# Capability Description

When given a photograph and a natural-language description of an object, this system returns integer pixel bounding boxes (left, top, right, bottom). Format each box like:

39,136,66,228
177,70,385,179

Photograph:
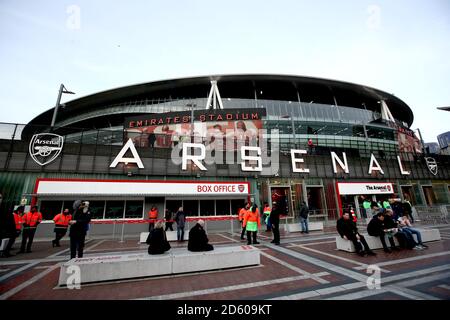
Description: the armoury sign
28,133,64,166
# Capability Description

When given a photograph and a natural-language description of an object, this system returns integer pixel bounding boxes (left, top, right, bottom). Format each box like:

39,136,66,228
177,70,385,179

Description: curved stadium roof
27,74,414,129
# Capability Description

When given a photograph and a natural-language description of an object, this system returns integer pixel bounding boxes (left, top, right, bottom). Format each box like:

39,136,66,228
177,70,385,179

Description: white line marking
84,239,107,252
0,263,61,300
291,244,390,273
354,251,450,270
260,251,329,284
136,272,330,300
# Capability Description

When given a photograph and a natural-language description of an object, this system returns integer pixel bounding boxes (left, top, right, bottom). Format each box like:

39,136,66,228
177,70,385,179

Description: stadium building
0,74,449,236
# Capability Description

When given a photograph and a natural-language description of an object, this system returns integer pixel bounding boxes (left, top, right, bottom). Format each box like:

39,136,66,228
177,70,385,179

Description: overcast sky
0,0,449,142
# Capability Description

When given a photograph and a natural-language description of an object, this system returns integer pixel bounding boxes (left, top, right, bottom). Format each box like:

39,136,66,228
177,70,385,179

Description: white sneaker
413,246,422,250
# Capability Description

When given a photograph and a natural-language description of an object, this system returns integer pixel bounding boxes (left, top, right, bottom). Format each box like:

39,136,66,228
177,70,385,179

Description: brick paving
1,225,449,300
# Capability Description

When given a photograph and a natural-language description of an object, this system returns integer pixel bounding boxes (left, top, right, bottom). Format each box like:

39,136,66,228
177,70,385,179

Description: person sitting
337,212,376,257
146,221,171,255
188,220,214,252
398,213,427,249
367,212,397,253
384,209,415,249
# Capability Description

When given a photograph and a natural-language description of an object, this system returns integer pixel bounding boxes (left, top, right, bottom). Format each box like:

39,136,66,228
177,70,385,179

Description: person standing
238,203,249,240
1,209,21,257
19,205,42,253
337,212,376,257
262,202,271,232
164,209,174,231
270,202,281,245
69,201,91,259
52,208,72,247
299,201,309,234
148,206,159,232
243,204,260,245
174,207,186,242
402,197,414,223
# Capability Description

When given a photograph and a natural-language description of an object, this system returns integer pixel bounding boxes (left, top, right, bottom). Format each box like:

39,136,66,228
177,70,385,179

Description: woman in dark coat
188,220,213,252
147,221,171,255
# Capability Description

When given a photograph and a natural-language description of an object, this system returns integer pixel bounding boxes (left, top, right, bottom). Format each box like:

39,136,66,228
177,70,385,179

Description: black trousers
20,228,37,252
348,233,371,253
379,233,396,249
271,220,280,244
148,222,155,232
54,229,67,245
70,234,86,259
240,221,246,239
246,231,258,244
165,222,173,231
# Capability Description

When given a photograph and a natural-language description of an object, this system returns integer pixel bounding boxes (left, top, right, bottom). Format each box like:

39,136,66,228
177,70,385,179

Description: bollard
112,220,116,240
230,218,234,236
119,222,125,243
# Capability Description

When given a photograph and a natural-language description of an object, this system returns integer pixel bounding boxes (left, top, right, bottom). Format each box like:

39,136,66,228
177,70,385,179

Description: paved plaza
1,224,450,300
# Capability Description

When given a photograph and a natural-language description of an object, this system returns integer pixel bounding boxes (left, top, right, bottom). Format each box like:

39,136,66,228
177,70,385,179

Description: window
166,200,182,215
85,201,105,219
125,201,143,218
216,200,231,215
105,201,125,219
200,200,215,216
39,201,63,220
231,199,246,216
183,200,198,216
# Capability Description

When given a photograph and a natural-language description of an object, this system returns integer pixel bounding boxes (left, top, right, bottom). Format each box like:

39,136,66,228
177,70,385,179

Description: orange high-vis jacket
53,213,73,228
243,208,260,228
148,209,158,220
238,208,247,221
13,213,22,231
22,211,43,228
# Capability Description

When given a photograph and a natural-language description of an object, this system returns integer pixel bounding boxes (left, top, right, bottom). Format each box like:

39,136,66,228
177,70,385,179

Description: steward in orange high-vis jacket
148,206,159,232
238,202,250,240
243,204,261,245
52,208,72,247
19,205,42,253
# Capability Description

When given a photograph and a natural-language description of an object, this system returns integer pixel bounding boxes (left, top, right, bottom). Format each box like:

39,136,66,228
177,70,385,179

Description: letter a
110,138,144,168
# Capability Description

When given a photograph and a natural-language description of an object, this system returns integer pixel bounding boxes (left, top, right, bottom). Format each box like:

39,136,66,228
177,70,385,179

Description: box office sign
337,182,394,195
35,179,250,196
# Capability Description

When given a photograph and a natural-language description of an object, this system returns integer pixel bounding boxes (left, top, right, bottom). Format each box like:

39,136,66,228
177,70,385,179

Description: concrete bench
286,222,324,233
139,231,188,243
58,245,260,286
336,228,441,252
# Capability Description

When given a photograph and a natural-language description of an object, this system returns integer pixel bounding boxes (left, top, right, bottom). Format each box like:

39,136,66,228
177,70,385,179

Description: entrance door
422,186,437,205
306,187,325,215
401,186,416,205
270,186,291,216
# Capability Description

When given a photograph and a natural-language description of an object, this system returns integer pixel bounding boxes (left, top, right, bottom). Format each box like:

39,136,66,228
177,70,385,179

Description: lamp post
50,84,75,129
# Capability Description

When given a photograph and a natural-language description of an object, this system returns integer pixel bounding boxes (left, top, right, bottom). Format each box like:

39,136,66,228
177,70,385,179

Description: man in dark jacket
188,220,213,252
384,209,414,249
367,212,397,253
337,212,375,256
299,201,309,234
69,200,91,259
0,209,17,257
146,221,171,255
270,202,281,245
164,209,174,231
175,207,186,242
402,198,414,223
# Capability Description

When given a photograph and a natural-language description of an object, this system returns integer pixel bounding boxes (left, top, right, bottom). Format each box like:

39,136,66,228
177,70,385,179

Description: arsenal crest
29,133,64,166
238,184,245,192
425,157,438,176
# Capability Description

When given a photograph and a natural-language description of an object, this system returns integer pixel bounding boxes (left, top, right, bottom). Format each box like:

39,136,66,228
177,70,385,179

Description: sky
0,0,449,142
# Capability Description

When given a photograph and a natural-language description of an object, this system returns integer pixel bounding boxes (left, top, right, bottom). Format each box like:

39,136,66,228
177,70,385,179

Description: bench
58,245,260,286
286,222,324,233
139,231,188,243
336,228,441,252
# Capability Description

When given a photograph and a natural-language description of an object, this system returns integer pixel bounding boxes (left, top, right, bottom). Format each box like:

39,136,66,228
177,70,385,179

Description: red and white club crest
238,184,245,192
